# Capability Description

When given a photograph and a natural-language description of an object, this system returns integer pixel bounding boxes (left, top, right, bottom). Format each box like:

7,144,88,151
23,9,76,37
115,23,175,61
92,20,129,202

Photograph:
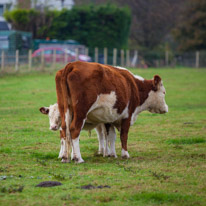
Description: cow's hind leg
69,111,86,163
120,118,131,159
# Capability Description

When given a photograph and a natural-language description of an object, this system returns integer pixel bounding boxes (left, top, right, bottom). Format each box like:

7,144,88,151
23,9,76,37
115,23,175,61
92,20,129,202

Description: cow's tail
61,63,74,159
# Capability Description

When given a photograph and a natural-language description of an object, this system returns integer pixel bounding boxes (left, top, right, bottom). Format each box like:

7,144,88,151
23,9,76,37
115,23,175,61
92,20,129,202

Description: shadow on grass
166,137,205,145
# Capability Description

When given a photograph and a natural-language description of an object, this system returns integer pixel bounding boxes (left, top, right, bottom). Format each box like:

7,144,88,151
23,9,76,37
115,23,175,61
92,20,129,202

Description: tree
4,9,55,39
173,0,206,51
74,0,185,50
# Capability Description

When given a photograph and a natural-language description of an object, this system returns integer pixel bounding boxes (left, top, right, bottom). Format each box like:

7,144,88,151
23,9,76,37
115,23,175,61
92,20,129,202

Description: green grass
0,68,206,206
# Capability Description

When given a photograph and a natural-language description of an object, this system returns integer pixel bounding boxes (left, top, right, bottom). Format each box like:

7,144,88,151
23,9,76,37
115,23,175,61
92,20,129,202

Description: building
32,0,74,10
0,0,74,17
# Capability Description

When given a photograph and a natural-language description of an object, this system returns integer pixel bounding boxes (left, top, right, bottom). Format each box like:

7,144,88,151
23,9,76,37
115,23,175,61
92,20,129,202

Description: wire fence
0,47,206,73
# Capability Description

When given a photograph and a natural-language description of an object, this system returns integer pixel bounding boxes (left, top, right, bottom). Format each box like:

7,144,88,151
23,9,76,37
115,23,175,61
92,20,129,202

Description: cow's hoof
74,157,84,164
61,158,70,163
121,149,130,159
110,153,117,158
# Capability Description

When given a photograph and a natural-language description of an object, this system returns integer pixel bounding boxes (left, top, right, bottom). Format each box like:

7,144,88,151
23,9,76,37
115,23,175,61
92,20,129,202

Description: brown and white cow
55,61,168,163
39,103,117,161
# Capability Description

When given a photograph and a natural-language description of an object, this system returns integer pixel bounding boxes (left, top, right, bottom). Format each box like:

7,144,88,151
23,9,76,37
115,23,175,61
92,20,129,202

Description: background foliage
4,4,131,49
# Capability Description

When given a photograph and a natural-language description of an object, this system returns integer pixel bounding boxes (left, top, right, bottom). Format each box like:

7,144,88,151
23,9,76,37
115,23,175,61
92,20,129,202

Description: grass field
0,68,206,206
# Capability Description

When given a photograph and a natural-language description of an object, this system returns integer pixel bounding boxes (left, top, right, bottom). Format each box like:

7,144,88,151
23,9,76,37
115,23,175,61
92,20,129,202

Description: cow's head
146,75,168,114
39,103,61,131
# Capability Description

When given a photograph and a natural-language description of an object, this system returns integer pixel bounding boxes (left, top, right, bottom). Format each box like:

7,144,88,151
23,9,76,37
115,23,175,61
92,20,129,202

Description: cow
39,103,117,162
55,61,168,163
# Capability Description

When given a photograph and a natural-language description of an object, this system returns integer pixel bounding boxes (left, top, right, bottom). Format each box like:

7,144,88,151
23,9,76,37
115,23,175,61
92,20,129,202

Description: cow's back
63,61,139,116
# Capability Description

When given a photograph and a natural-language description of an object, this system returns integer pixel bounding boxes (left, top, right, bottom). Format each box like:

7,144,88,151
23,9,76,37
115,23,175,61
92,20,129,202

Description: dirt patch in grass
80,184,111,190
36,181,62,187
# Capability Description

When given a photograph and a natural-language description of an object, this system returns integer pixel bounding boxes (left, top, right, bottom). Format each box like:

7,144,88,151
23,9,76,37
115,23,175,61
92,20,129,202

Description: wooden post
104,47,108,65
121,49,124,67
75,48,79,61
195,51,200,68
131,50,138,67
113,48,117,66
85,47,89,57
1,51,5,71
64,50,68,65
165,50,169,67
95,47,98,63
28,50,32,71
126,50,130,67
41,50,44,70
53,49,56,68
15,50,19,71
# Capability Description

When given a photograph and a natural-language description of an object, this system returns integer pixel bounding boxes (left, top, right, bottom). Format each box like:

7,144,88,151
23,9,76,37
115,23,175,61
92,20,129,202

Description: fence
0,48,206,72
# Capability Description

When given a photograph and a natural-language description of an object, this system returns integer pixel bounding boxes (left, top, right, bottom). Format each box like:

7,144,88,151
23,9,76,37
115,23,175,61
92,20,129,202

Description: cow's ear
153,75,161,91
39,107,49,115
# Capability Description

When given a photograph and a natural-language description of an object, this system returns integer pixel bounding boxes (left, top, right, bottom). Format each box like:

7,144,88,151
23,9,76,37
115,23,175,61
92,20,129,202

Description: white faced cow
54,61,168,163
40,103,117,162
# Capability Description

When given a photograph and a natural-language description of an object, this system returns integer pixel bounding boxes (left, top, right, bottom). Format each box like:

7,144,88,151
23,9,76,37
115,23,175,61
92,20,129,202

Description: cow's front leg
120,118,131,159
104,136,111,157
95,125,104,155
108,126,117,158
58,130,70,162
58,138,64,159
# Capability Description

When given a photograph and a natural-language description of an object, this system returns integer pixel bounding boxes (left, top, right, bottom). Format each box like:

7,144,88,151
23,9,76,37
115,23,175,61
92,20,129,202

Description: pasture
0,68,206,206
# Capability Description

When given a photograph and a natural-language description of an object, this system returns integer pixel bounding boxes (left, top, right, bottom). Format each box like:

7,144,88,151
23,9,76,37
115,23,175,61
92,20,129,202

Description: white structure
32,0,74,10
0,0,74,17
0,0,17,17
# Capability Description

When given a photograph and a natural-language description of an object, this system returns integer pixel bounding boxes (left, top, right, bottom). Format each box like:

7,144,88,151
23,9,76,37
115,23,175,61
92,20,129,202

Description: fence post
64,49,68,65
95,47,98,63
104,47,108,65
1,51,5,71
165,50,169,67
126,50,130,67
53,49,56,68
15,50,19,71
131,50,138,67
75,48,79,61
121,49,124,67
195,51,199,68
41,50,44,70
113,48,117,66
28,50,32,71
85,47,89,57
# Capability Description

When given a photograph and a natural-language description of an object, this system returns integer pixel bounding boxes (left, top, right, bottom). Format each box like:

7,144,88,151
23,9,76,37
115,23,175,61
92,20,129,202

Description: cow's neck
135,78,154,111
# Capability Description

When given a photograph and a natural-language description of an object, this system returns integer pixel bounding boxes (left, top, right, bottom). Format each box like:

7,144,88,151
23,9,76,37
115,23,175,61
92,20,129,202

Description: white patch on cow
121,149,130,158
86,91,129,124
58,138,65,159
134,75,144,81
115,66,144,81
48,103,61,131
72,137,84,163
